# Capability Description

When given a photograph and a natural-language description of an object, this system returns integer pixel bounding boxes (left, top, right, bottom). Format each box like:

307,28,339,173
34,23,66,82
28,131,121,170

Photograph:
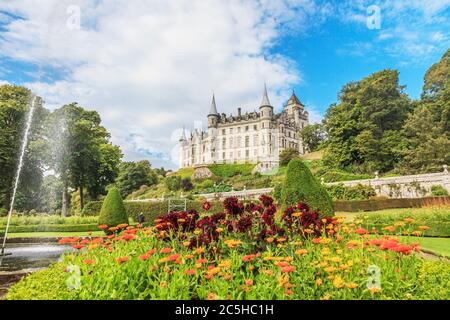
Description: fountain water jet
0,95,38,259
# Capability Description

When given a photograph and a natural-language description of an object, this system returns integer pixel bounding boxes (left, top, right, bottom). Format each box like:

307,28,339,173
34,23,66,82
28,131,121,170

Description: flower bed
5,196,450,300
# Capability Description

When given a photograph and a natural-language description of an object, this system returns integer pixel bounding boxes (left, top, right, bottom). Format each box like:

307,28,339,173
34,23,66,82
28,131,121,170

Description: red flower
83,259,96,265
242,254,257,263
281,266,296,273
160,247,172,254
169,254,181,261
116,256,129,264
202,201,212,211
99,224,108,229
312,238,321,244
355,228,368,235
139,253,151,261
185,269,196,275
72,244,85,250
245,279,254,286
92,237,104,244
147,249,157,256
122,234,136,241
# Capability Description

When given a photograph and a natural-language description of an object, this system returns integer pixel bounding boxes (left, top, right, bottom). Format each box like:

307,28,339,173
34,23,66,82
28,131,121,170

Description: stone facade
179,85,309,172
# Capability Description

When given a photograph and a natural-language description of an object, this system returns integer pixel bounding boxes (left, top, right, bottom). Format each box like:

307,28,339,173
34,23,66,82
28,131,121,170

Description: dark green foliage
271,184,283,202
82,201,103,216
181,177,194,192
323,70,411,173
165,175,182,191
116,160,158,198
333,196,450,212
98,187,128,228
299,123,326,152
325,183,376,200
0,223,99,235
279,148,300,166
280,159,334,216
431,185,449,197
207,164,255,178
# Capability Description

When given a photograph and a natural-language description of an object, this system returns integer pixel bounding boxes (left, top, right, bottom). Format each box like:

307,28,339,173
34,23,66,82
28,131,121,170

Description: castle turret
207,94,219,128
285,90,304,125
259,83,273,120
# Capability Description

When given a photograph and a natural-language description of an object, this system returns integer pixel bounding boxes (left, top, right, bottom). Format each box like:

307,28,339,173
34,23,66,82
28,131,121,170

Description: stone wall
326,166,450,198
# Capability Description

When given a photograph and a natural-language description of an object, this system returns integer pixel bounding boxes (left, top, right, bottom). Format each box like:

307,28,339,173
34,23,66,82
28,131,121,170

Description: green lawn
7,231,104,238
406,236,450,258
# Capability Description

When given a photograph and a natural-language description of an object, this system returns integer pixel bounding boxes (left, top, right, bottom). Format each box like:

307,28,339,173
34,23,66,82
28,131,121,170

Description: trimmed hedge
98,187,128,228
0,223,99,235
281,159,334,217
207,163,255,178
83,200,224,224
325,183,376,201
334,196,450,212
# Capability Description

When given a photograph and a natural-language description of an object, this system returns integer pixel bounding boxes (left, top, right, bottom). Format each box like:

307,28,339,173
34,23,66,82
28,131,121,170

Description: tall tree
116,160,158,198
322,70,411,173
0,85,48,211
398,49,450,173
45,103,122,214
299,123,326,152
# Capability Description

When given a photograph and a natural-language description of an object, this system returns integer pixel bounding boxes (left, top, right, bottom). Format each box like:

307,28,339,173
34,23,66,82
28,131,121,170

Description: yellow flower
324,266,336,273
339,264,350,271
318,261,328,267
330,257,342,263
194,229,201,235
277,237,287,243
183,241,190,247
207,267,221,276
216,227,223,233
193,247,205,255
347,282,358,289
370,287,382,294
320,238,332,244
333,276,345,288
293,241,303,246
320,294,331,300
394,221,405,227
295,249,308,255
321,248,331,255
219,260,231,269
316,279,323,286
292,212,302,217
412,230,422,236
266,237,274,243
224,239,242,248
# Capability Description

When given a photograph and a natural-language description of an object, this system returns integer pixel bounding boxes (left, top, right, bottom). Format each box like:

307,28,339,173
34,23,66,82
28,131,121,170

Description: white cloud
0,80,10,86
0,0,332,168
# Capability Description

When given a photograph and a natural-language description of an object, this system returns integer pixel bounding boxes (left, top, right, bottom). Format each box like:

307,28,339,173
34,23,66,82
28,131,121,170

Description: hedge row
364,222,450,238
333,196,450,212
83,200,224,224
0,223,99,234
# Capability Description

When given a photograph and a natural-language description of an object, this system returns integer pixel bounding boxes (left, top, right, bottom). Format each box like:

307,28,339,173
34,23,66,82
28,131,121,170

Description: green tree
280,159,333,217
165,176,181,191
398,49,450,173
279,148,300,166
45,103,122,214
0,85,48,211
323,70,411,173
98,187,128,231
299,123,326,152
116,160,158,198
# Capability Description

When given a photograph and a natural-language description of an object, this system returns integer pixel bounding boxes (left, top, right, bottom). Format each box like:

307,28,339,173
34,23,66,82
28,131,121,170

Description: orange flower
383,226,396,232
158,257,170,263
99,224,108,229
92,237,104,244
185,269,196,276
116,256,129,264
184,254,194,259
169,254,181,261
275,261,291,267
207,292,216,300
205,274,213,280
281,266,296,273
207,267,221,276
404,218,414,223
355,227,368,235
83,259,95,265
245,279,253,286
122,234,136,241
418,226,429,230
139,253,151,261
266,237,274,243
72,244,85,250
242,254,257,262
196,258,208,264
295,249,308,255
117,223,128,229
147,249,157,255
224,274,232,281
160,247,172,254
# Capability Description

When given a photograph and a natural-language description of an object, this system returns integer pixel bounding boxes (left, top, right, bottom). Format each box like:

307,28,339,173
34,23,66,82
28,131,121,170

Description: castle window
253,135,258,145
229,128,233,134
245,136,249,148
245,126,249,131
222,138,226,149
222,129,226,135
229,137,233,148
254,125,257,130
237,127,241,133
222,152,225,159
237,137,242,148
245,150,249,158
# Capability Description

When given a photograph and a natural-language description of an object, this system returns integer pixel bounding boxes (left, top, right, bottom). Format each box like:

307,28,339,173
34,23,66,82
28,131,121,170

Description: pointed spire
179,126,187,141
208,93,218,115
260,83,271,107
287,89,302,106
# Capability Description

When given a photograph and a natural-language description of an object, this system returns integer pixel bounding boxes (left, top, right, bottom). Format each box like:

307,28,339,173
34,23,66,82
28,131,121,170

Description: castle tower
207,94,219,128
259,83,273,120
285,90,304,125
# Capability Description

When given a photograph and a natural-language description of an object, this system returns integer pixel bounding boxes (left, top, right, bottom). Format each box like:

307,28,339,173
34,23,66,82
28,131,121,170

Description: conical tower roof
260,83,271,107
287,90,303,106
208,94,218,115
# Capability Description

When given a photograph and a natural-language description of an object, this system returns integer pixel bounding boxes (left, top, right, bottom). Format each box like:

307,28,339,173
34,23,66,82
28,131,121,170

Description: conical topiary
98,187,128,231
280,159,334,217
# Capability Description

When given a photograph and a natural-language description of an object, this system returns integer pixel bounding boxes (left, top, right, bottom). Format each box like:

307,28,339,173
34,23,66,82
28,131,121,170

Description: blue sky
0,0,449,169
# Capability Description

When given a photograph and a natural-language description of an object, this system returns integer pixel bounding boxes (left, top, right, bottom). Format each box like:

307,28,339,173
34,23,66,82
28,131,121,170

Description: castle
179,85,309,172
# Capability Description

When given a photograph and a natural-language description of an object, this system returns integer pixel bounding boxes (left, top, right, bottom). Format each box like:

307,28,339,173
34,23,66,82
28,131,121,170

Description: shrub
98,187,128,229
279,148,300,166
82,201,103,216
165,176,182,191
181,178,194,192
0,223,99,234
280,159,334,216
207,163,255,178
431,185,449,197
333,196,450,212
325,183,376,201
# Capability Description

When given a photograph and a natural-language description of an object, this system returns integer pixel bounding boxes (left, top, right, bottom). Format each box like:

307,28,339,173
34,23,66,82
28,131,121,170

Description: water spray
0,95,38,259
